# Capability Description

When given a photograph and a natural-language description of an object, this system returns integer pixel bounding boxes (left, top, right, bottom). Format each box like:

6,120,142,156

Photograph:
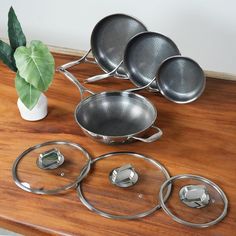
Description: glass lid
77,152,171,219
159,174,228,228
12,141,91,195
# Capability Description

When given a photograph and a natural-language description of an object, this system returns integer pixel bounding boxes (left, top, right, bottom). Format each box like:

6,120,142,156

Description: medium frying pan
58,14,147,77
123,32,180,89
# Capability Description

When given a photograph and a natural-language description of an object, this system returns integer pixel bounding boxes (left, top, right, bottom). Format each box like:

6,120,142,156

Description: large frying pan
86,32,180,87
59,68,162,145
58,14,147,78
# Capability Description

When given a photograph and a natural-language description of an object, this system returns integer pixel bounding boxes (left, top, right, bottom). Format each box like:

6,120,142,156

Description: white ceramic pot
17,93,48,121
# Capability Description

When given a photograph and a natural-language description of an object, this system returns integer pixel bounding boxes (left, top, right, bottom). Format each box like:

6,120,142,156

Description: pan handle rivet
138,193,143,199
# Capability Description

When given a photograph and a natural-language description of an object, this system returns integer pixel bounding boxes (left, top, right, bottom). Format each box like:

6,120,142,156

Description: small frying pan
58,14,147,77
86,32,180,87
156,56,206,103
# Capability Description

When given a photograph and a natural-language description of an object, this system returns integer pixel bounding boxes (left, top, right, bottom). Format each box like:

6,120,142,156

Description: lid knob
109,164,138,188
179,185,210,208
36,148,65,170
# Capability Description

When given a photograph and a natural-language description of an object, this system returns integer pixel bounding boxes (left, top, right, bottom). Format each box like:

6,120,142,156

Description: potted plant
0,7,55,121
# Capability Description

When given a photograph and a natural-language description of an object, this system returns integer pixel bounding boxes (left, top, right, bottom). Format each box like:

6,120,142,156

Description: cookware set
12,14,227,228
58,14,206,143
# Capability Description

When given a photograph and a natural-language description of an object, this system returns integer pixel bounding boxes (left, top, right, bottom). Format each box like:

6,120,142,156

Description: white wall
0,0,236,75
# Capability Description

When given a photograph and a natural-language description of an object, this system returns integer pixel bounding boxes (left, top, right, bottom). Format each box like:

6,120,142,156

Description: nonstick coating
75,92,156,137
91,14,147,76
124,32,180,89
157,56,206,103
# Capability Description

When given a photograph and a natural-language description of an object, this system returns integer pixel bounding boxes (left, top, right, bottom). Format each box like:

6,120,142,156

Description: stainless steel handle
85,61,124,83
56,49,94,71
58,68,94,99
125,77,159,93
114,72,129,80
85,71,114,83
132,126,163,143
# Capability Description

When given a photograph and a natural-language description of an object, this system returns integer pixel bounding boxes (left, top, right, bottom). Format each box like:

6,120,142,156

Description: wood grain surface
0,53,235,236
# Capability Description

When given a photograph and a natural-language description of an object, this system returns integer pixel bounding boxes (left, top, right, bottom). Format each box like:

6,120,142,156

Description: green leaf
15,72,41,110
0,40,17,72
8,6,26,51
14,40,55,91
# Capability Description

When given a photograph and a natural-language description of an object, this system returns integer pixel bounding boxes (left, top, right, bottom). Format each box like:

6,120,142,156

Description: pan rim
90,13,148,75
123,31,181,89
74,91,158,138
156,55,206,104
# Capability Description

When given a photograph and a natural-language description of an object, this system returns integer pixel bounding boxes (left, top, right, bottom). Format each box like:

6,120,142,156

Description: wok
59,68,162,144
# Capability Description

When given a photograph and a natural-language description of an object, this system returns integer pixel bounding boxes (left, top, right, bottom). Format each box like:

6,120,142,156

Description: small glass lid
12,141,91,195
159,174,228,228
77,152,171,219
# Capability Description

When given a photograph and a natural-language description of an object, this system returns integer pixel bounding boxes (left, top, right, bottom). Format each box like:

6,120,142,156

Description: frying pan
58,14,147,78
156,56,206,103
59,68,162,145
127,55,206,103
86,32,180,89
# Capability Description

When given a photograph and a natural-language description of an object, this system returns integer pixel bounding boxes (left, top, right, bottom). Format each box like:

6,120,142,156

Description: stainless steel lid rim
12,140,92,195
159,174,228,228
77,151,171,219
77,186,160,220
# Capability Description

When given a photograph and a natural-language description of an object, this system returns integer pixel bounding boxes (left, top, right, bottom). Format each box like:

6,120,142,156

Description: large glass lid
159,174,228,228
12,141,91,195
77,152,171,219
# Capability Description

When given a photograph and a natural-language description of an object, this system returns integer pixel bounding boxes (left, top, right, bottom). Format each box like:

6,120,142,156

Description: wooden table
0,53,235,236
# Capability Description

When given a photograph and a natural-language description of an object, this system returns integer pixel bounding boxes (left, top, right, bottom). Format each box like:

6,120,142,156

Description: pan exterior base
81,128,149,145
